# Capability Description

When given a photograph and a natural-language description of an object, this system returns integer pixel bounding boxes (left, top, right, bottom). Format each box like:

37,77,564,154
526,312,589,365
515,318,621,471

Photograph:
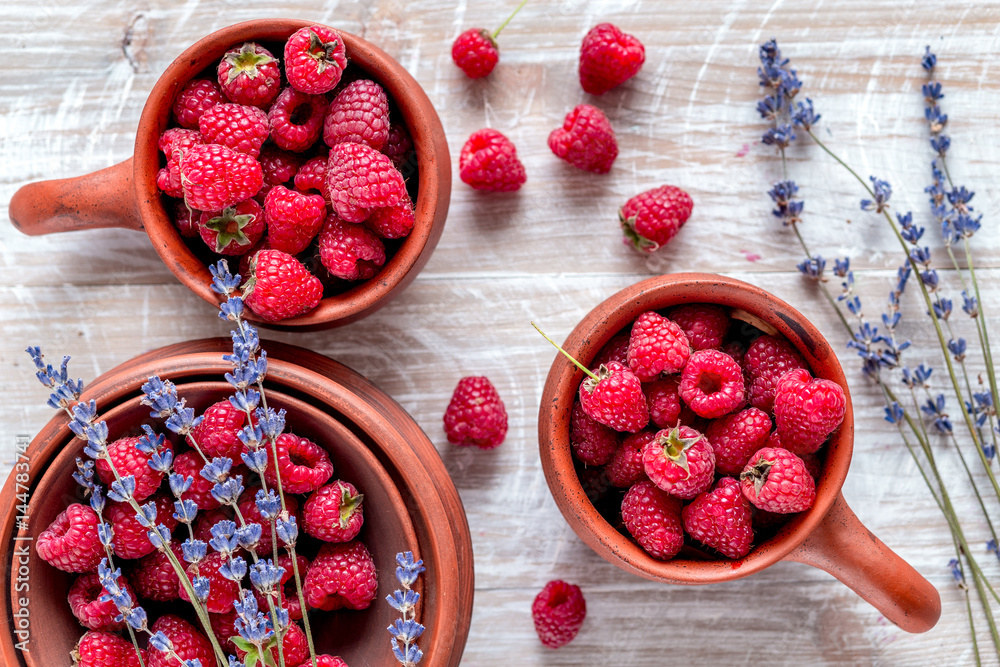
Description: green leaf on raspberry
658,425,703,475
204,206,255,253
338,483,364,528
224,42,277,83
620,210,659,252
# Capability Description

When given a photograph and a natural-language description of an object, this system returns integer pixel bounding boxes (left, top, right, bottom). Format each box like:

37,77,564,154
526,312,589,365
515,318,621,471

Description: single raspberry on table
705,406,773,476
179,143,263,212
669,304,729,350
284,25,347,95
740,446,816,514
323,79,391,150
679,348,746,418
605,430,655,487
443,376,508,449
326,141,406,222
304,540,378,611
190,399,252,460
198,103,270,158
294,154,331,203
242,249,324,322
642,424,716,499
620,185,693,253
198,198,265,256
130,540,185,602
36,503,103,573
459,128,527,192
177,551,241,613
217,42,282,108
620,479,684,559
68,572,132,630
236,621,309,667
257,147,303,200
626,310,691,381
645,376,683,429
74,630,146,667
578,360,649,433
304,481,365,542
579,23,645,95
773,368,846,455
365,189,415,239
548,104,617,174
452,28,499,78
238,485,302,555
682,477,754,559
269,86,328,153
263,432,335,494
172,78,224,129
569,400,619,466
743,334,808,412
105,492,179,560
147,614,215,667
382,123,414,171
317,213,387,281
95,436,172,502
264,185,327,255
531,580,587,649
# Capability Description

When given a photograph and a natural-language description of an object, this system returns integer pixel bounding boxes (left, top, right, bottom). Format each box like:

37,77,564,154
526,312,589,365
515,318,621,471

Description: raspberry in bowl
537,272,941,633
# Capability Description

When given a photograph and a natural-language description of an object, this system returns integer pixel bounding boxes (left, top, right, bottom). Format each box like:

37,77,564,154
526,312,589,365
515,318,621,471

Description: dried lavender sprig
387,552,426,666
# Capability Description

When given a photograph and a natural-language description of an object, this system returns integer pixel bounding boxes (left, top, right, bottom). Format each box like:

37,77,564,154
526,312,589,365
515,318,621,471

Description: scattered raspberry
170,200,200,238
304,481,365,542
592,331,630,368
626,311,691,381
531,580,586,648
130,540,185,602
236,621,309,667
36,503,103,573
177,551,241,613
459,128,527,192
681,477,754,559
284,25,347,95
669,304,729,350
69,572,130,630
382,123,414,171
605,430,654,487
452,28,499,78
264,185,327,255
743,334,808,412
620,479,684,560
179,143,263,212
276,553,311,620
257,147,303,199
323,79,391,150
294,656,348,667
578,361,649,433
95,436,172,502
740,446,816,514
172,78,224,129
198,103,270,158
191,399,252,460
304,540,378,611
705,407,772,476
269,86,328,152
106,492,179,560
147,615,215,667
217,42,281,108
578,23,645,94
773,368,846,455
74,630,145,667
238,485,302,555
294,154,331,203
548,104,617,174
327,141,406,222
620,185,694,253
679,349,745,418
645,376,683,429
642,424,716,499
365,189,415,239
317,213,387,281
569,400,619,465
198,198,266,255
443,376,508,449
243,249,324,322
263,432,335,494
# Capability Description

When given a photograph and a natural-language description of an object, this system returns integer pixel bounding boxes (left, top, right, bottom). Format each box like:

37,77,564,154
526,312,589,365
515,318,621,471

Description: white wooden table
2,1,999,664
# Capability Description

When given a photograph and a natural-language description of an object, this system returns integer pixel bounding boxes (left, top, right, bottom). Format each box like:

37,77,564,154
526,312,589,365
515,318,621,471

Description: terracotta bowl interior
539,272,855,584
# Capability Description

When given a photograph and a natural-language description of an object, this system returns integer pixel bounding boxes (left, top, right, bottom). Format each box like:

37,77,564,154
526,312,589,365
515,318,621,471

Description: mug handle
784,491,941,633
8,158,142,235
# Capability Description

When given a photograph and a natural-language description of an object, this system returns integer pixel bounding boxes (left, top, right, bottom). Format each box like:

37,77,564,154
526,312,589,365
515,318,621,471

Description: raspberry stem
531,322,600,382
492,0,530,39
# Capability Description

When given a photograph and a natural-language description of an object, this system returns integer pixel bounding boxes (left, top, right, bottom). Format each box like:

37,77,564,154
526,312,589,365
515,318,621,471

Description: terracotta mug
537,273,941,633
8,19,450,329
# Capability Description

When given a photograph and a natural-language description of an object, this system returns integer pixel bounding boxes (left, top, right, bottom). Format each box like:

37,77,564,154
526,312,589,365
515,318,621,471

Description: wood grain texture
1,1,999,665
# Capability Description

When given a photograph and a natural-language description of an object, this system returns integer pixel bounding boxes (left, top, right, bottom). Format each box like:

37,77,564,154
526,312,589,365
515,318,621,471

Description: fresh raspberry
382,123,414,171
156,165,183,199
323,79,391,150
304,481,364,542
681,477,754,559
620,479,684,560
294,154,331,203
174,450,247,511
243,249,324,322
172,78,225,129
569,400,619,466
548,104,617,174
578,23,645,95
190,399,251,460
156,128,204,198
217,42,281,108
531,580,586,649
264,185,326,255
365,189,415,239
443,376,508,449
147,614,214,667
668,304,728,351
263,432,335,494
238,485,302,555
284,25,347,95
105,492,180,560
177,551,241,613
773,368,846,455
620,185,693,253
578,361,649,433
36,503,103,573
722,340,747,367
192,507,234,544
317,213,387,281
641,424,716,499
458,128,527,192
95,436,172,502
295,657,348,667
269,86,327,152
679,349,745,418
130,540,185,602
74,630,145,667
743,334,808,412
198,103,270,158
198,198,265,255
327,141,406,222
68,572,132,630
740,446,817,514
170,200,200,238
210,608,240,653
705,407,772,476
276,552,311,620
592,331,630,368
179,143,263,212
304,540,378,611
645,376,683,429
605,430,654,487
257,147,303,199
452,28,499,78
237,621,309,666
626,311,691,381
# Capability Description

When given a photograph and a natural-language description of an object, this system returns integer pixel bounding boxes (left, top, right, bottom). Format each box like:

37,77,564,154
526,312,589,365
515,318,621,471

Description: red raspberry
147,614,214,667
679,349,745,418
773,368,846,455
592,331,630,368
531,580,586,649
294,154,331,203
295,657,348,667
743,334,808,412
178,551,240,613
95,436,172,502
578,361,649,433
269,86,327,152
257,147,303,199
243,249,324,322
170,200,200,238
190,399,251,460
198,103,270,158
705,407,772,476
365,190,415,239
459,128,527,192
130,540,185,602
722,340,747,367
172,78,224,129
210,608,240,653
75,630,146,667
157,128,204,198
304,481,364,542
317,213,387,281
238,485,302,555
641,425,716,499
626,311,691,381
276,552,311,620
645,376,683,429
284,25,347,95
452,28,499,78
192,507,233,545
569,400,619,465
579,23,645,94
620,479,684,560
264,185,327,255
443,376,508,449
263,432,335,494
36,503,103,573
620,185,694,253
668,304,728,351
740,446,816,514
323,79,391,150
681,477,754,559
327,142,406,222
68,572,132,630
605,430,654,487
237,621,309,666
217,42,281,108
198,198,265,255
304,540,378,611
106,492,179,560
174,450,247,511
179,143,263,212
382,123,414,171
548,104,617,174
